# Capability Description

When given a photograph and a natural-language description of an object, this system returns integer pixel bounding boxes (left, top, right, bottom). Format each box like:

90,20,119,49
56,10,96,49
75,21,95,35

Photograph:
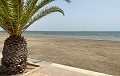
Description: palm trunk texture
1,36,28,75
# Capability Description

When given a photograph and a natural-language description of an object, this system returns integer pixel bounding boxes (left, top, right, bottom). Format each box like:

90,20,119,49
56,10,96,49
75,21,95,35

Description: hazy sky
1,0,120,31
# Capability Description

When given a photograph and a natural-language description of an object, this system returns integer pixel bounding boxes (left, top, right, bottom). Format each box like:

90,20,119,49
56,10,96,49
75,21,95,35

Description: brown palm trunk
1,35,28,75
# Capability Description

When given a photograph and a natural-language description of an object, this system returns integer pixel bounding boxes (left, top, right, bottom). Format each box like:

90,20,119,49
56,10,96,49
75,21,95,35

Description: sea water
1,31,120,41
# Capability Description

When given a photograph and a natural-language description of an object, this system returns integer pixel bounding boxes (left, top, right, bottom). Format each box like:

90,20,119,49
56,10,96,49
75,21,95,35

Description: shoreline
2,30,120,42
0,35,120,75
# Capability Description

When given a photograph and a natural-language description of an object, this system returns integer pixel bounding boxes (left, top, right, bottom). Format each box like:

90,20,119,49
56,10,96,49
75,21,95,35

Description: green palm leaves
0,0,70,36
64,0,71,3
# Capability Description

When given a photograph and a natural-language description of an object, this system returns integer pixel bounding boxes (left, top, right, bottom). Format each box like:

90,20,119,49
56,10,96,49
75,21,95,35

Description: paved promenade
27,58,113,76
0,53,113,76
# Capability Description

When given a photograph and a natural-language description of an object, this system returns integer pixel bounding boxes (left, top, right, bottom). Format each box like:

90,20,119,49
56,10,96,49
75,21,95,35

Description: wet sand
0,35,120,75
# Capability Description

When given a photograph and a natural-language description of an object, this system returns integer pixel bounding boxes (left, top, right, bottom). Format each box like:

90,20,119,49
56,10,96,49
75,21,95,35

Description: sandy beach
0,35,120,76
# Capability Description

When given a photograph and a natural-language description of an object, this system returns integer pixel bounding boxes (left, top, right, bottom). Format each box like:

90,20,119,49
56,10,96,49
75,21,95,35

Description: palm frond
17,0,24,22
19,0,38,32
24,0,32,9
19,0,55,33
14,0,24,35
0,0,70,36
24,0,38,11
0,18,12,35
64,0,71,3
0,0,15,33
0,0,24,35
21,6,64,34
29,0,55,17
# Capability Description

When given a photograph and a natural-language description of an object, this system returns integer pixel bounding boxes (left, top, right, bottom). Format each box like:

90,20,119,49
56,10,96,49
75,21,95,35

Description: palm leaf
0,0,24,35
64,0,71,3
19,0,55,33
0,0,15,33
0,0,70,36
29,0,55,17
0,18,12,35
24,0,32,9
14,0,24,35
21,6,64,34
19,0,38,31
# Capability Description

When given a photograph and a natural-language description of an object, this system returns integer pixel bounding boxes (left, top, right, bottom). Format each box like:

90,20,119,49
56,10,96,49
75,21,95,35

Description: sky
1,0,120,31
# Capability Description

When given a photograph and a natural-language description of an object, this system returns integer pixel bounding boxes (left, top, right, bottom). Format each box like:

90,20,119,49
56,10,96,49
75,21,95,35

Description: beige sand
0,35,120,76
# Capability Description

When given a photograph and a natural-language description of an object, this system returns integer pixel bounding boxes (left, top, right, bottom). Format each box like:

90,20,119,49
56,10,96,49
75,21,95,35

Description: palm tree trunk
1,36,28,75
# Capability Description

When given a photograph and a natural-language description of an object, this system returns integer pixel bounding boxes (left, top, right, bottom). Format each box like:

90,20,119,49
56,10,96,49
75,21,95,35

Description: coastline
0,35,120,75
1,31,120,41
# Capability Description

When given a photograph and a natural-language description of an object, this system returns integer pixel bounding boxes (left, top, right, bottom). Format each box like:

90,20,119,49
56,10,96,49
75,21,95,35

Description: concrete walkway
0,53,114,76
28,58,113,76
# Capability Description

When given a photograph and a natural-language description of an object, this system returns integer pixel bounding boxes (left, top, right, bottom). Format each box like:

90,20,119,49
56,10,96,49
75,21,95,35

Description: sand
0,34,120,76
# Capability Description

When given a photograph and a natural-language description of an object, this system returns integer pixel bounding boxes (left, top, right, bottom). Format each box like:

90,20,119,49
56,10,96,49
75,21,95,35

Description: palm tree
0,0,70,75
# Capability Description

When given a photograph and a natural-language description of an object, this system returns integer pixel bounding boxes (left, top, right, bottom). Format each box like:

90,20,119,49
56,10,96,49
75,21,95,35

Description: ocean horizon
1,31,120,41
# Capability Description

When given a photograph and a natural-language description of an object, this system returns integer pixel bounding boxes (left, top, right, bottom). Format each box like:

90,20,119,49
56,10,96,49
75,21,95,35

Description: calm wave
1,31,120,41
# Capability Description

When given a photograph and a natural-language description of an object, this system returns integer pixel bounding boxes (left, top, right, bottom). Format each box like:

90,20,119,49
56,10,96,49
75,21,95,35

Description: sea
1,31,120,41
